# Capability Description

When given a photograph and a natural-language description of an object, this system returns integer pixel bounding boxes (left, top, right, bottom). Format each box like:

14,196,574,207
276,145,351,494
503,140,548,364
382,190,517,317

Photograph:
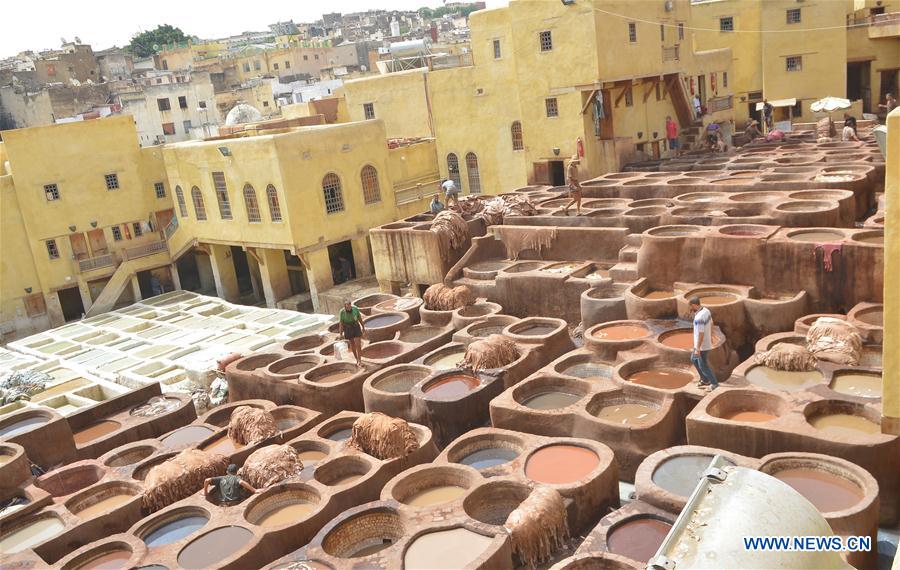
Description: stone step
618,245,640,263
625,233,644,247
609,261,639,282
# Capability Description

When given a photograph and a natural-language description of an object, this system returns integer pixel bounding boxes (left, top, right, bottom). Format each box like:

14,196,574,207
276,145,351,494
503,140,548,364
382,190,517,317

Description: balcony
77,254,116,273
708,95,733,113
123,240,168,261
848,11,900,39
394,175,442,206
662,45,680,63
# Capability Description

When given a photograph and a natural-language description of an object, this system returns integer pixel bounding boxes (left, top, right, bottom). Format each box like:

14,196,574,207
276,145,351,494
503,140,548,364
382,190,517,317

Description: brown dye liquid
790,231,845,243
316,371,354,384
593,324,649,340
426,351,466,370
724,411,777,422
522,391,582,410
856,234,884,244
423,375,479,399
525,445,600,484
363,343,404,358
404,528,494,570
809,414,879,437
201,435,245,455
73,420,121,445
177,525,253,569
594,403,656,425
330,474,363,486
642,291,675,299
78,550,132,570
405,485,467,507
296,450,328,465
746,366,823,391
258,502,316,527
275,363,315,374
160,425,214,448
660,331,695,350
74,493,134,518
628,369,693,389
831,373,882,398
773,468,863,512
698,294,737,305
607,518,672,563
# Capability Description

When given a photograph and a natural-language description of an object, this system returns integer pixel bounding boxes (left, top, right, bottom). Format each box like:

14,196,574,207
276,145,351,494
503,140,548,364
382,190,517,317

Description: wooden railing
123,240,168,261
394,176,442,206
708,95,733,113
78,253,116,273
662,45,680,62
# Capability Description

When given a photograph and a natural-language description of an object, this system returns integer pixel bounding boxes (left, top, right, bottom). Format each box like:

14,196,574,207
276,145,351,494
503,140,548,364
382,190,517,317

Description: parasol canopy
810,97,852,112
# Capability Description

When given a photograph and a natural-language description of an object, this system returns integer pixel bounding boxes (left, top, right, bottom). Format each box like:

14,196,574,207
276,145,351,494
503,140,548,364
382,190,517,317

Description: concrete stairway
85,250,171,317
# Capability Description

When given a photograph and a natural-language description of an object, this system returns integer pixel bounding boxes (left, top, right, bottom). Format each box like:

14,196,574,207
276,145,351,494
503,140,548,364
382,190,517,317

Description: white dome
225,103,263,125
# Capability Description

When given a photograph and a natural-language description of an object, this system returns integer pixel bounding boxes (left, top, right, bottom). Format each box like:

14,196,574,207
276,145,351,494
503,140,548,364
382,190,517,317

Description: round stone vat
803,401,881,439
104,444,156,468
283,335,327,353
657,328,717,352
512,376,590,411
606,516,673,563
586,394,660,426
231,353,281,372
620,362,695,390
463,315,519,339
62,542,134,570
707,390,789,423
266,355,323,379
786,229,845,243
389,465,479,508
73,420,122,446
0,410,53,438
289,440,332,470
463,480,532,524
421,372,480,400
66,481,140,518
364,311,408,336
718,224,771,237
361,341,405,360
851,230,884,245
36,463,104,497
368,365,431,394
525,443,600,485
159,425,215,449
677,191,729,203
830,371,881,399
137,507,210,548
447,432,525,472
651,453,736,499
269,406,309,432
625,206,667,217
551,552,645,569
423,345,466,370
758,456,870,514
203,401,267,427
353,293,397,314
589,321,651,341
456,302,502,319
728,192,784,203
0,513,66,554
395,325,442,343
303,362,360,385
316,417,356,442
554,355,613,382
682,286,742,307
502,261,546,273
314,455,373,487
505,317,564,341
131,452,177,481
244,483,322,528
321,507,405,558
177,525,254,568
373,296,423,314
404,527,496,570
645,225,702,237
745,363,825,392
853,305,883,327
540,261,587,274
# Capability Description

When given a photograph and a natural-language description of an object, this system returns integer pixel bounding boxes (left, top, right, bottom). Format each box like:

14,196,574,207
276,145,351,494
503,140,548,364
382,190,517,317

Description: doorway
87,229,108,256
847,62,871,113
57,287,85,322
230,246,253,295
880,69,898,110
176,255,202,291
69,233,89,261
327,240,356,285
285,252,309,295
549,160,566,186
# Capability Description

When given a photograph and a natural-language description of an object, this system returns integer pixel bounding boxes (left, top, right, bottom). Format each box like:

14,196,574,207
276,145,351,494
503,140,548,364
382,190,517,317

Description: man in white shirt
689,296,719,391
441,179,459,208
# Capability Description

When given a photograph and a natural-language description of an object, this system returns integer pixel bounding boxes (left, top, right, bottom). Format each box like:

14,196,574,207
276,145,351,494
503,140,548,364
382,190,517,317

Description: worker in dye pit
442,178,459,208
430,195,445,215
561,155,583,216
842,117,860,142
688,297,719,391
204,464,256,505
338,299,366,367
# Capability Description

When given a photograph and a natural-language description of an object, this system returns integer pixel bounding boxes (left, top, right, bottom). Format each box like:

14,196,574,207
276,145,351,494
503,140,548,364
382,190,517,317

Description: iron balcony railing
662,45,680,62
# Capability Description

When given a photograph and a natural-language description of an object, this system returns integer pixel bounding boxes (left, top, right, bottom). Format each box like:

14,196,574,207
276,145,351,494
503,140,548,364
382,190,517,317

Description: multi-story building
846,0,900,115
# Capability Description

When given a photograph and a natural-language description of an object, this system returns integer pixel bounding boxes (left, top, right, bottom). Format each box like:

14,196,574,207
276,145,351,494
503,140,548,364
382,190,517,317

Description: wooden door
87,229,108,256
69,233,89,260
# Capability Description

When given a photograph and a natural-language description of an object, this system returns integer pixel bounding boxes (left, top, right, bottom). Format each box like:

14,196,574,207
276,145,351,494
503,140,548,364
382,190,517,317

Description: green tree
128,25,190,57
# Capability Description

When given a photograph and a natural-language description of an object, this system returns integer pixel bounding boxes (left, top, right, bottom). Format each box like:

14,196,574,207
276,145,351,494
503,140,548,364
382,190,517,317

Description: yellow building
338,0,734,192
847,0,900,115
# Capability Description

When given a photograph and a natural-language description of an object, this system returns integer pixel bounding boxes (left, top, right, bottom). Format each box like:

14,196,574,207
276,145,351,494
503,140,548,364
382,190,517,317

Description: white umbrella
810,97,852,112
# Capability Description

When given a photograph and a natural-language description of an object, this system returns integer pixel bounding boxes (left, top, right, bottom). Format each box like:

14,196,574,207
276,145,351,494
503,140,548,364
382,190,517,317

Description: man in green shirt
204,464,257,505
338,300,366,366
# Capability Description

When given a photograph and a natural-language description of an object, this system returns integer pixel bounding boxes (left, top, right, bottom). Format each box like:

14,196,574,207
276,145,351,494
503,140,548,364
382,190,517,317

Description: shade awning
755,98,797,110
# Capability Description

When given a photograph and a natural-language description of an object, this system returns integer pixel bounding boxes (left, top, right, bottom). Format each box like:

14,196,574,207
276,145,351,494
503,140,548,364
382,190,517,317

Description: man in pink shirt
666,116,680,157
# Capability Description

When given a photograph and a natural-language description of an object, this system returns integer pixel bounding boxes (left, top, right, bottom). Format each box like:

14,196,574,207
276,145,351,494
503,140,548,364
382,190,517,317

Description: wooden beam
581,89,598,115
643,77,659,103
614,84,630,107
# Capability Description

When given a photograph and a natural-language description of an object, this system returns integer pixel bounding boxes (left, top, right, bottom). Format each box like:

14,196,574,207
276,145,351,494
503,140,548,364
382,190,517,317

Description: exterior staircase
84,242,171,317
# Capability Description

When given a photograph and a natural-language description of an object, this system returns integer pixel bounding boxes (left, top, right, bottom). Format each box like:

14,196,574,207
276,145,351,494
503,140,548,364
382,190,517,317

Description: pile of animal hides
348,412,419,460
478,194,537,226
423,283,472,311
505,486,570,569
142,449,227,511
806,317,863,366
228,406,279,445
239,444,305,488
430,210,469,259
494,226,558,260
754,342,818,372
462,334,520,371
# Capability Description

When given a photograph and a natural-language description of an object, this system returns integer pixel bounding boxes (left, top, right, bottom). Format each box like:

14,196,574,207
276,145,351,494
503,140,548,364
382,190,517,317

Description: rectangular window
720,17,734,32
315,54,319,60
539,30,552,52
243,62,251,72
792,100,803,117
178,95,188,109
625,86,633,107
273,63,279,70
105,173,119,190
303,55,309,61
786,8,801,24
44,183,60,201
786,55,802,72
628,22,637,42
545,97,559,118
723,71,728,88
112,226,122,241
157,97,171,111
162,122,176,135
212,172,233,220
254,60,261,70
678,23,684,40
660,24,665,42
46,239,59,259
285,60,291,68
154,182,166,198
183,119,192,132
132,222,143,237
363,102,375,120
198,100,207,109
493,39,501,59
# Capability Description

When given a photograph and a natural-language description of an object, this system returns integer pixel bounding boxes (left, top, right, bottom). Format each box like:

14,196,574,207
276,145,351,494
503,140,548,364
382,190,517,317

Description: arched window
266,185,282,222
447,153,462,192
511,121,524,151
360,165,381,204
465,152,481,194
322,173,345,213
211,172,232,220
243,184,261,222
174,185,188,217
191,187,207,221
